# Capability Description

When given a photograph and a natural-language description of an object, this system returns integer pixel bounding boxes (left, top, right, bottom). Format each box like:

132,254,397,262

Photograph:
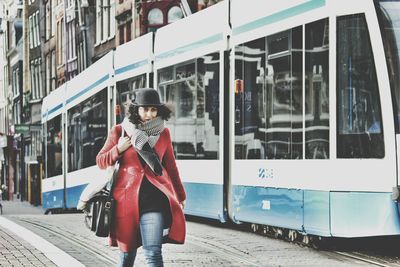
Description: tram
42,0,400,239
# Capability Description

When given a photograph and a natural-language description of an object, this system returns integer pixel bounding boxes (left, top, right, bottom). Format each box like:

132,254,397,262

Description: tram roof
65,52,113,110
154,0,229,69
114,33,153,82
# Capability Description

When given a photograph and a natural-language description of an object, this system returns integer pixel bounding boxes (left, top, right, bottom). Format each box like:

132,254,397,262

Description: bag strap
108,125,124,195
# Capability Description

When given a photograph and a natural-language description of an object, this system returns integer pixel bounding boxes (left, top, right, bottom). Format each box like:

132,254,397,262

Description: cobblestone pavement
0,226,56,267
0,200,379,266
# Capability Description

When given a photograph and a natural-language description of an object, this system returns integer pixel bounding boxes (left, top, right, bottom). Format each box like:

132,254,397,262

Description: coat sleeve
96,125,121,170
162,128,186,202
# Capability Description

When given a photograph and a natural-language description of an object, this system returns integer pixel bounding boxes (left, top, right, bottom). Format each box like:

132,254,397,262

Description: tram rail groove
17,215,400,267
241,220,400,267
186,233,261,266
19,219,117,265
20,217,261,266
333,251,400,267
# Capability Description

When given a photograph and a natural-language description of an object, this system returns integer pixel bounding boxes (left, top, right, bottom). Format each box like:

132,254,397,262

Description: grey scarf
121,117,164,176
122,117,165,150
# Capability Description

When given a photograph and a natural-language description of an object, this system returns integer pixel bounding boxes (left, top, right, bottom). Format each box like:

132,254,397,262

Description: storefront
0,135,7,200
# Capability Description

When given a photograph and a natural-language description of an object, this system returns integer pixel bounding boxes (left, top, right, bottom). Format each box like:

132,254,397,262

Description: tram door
28,163,41,206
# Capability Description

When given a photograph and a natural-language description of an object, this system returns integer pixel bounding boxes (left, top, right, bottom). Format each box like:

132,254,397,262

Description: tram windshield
45,115,62,178
376,0,400,132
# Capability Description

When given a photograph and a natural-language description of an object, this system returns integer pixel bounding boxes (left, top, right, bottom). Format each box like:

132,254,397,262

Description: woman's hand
179,200,186,209
117,136,131,154
77,199,89,213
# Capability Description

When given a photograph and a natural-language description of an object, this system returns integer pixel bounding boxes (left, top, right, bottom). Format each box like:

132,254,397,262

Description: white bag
77,128,124,210
78,165,117,203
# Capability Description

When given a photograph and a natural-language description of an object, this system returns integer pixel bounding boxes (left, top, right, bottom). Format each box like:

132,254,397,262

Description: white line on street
0,216,84,267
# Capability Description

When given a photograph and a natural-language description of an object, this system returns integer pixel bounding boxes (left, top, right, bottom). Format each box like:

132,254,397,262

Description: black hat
132,88,165,107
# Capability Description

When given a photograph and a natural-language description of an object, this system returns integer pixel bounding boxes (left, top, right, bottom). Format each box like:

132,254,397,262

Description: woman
96,88,186,267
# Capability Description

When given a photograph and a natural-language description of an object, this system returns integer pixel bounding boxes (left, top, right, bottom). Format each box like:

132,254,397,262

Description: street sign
15,125,30,134
14,124,41,134
30,125,42,132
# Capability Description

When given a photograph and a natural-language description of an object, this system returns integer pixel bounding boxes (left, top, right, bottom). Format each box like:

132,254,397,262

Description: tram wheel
288,230,297,242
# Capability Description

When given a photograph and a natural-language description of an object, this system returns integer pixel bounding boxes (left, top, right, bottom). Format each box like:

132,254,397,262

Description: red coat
96,125,186,252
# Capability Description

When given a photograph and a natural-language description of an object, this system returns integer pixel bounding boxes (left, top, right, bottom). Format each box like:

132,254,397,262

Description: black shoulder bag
84,128,124,237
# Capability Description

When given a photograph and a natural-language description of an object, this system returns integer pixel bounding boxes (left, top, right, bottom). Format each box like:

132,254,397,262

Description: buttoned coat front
96,124,186,252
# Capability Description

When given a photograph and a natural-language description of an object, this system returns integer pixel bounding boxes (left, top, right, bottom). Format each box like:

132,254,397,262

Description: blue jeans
118,212,164,267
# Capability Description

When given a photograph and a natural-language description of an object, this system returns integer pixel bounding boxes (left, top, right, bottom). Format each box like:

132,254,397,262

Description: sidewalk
0,200,82,267
0,226,57,267
0,200,44,216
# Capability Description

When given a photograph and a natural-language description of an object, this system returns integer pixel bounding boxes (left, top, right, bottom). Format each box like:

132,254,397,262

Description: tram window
67,89,108,171
269,32,289,55
235,26,304,160
337,14,384,158
159,67,173,83
234,37,266,160
45,115,62,178
157,53,220,159
267,26,303,159
305,18,329,159
116,74,146,123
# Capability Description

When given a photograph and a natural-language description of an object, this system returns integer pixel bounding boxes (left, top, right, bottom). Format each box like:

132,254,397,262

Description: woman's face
138,106,158,122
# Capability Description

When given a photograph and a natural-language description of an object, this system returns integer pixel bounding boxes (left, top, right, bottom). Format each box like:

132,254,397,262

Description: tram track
15,216,400,267
18,218,261,266
186,233,262,266
189,231,399,267
331,251,400,267
293,237,400,267
18,219,118,266
244,222,400,267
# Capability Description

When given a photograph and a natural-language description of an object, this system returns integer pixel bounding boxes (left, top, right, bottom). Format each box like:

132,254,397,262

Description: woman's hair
127,104,172,124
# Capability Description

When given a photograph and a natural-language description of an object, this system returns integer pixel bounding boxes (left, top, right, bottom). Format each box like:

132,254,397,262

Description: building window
78,42,82,72
14,100,21,125
37,58,42,99
4,66,7,100
51,0,56,36
96,0,102,43
67,22,76,61
57,19,64,66
126,22,131,42
110,0,116,38
13,68,20,99
30,61,36,99
119,24,124,45
168,6,182,23
32,13,38,47
57,21,61,64
29,16,33,48
148,8,163,24
78,42,86,72
46,1,51,40
16,68,20,97
51,50,56,90
46,54,51,95
103,0,108,40
35,11,40,46
147,10,164,32
96,0,115,45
